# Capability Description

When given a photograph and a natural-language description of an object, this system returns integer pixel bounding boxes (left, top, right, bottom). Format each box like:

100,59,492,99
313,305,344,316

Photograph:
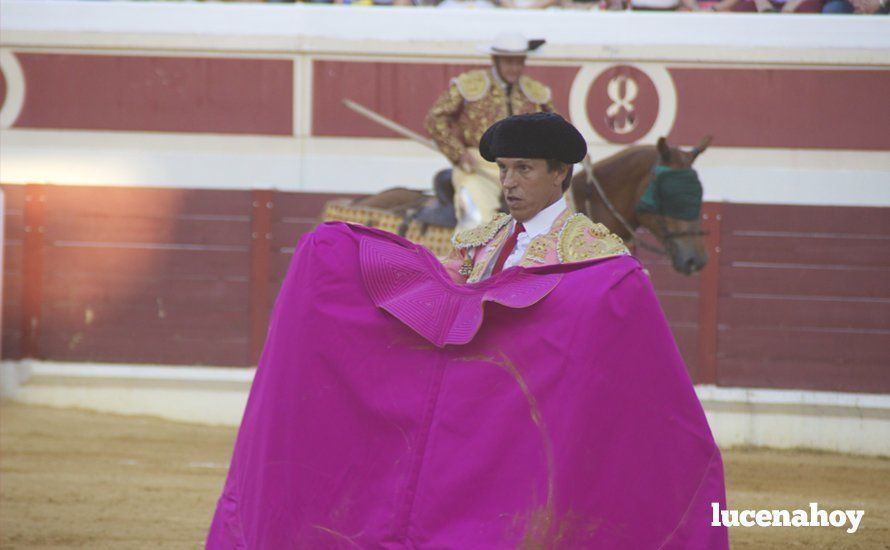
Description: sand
1,403,888,549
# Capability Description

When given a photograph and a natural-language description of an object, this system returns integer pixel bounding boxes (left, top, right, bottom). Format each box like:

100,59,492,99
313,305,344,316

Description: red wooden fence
2,184,888,393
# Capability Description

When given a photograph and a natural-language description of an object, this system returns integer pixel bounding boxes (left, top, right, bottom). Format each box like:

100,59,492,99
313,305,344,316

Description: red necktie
491,223,525,276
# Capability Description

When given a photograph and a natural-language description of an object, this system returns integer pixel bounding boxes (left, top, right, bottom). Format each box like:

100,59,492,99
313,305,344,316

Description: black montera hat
479,112,587,164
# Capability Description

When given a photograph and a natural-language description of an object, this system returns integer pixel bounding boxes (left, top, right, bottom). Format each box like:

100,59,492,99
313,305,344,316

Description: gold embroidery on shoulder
468,256,488,283
454,70,492,103
557,213,629,264
524,236,550,264
452,214,511,250
459,253,474,278
519,76,552,105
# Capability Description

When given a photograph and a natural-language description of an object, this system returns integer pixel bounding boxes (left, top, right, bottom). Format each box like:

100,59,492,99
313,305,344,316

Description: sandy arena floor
1,403,888,549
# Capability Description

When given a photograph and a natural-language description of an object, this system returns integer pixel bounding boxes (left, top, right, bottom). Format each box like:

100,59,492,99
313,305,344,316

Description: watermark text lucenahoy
712,502,864,533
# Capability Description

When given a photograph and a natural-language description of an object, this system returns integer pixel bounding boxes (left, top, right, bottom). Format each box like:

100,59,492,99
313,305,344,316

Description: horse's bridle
581,157,706,257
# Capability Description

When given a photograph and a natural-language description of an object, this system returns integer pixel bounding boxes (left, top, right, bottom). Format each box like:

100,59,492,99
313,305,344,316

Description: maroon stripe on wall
668,68,890,151
13,53,294,135
311,60,577,139
312,60,890,151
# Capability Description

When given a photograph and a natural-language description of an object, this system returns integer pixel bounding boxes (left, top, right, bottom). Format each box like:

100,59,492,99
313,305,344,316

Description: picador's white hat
478,32,546,57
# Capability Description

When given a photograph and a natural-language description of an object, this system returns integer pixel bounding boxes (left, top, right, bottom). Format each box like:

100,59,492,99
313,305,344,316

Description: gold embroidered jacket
442,209,630,284
424,69,555,165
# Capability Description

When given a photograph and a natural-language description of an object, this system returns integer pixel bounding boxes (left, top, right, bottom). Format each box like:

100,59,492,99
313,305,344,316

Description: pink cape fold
207,222,729,549
360,235,562,347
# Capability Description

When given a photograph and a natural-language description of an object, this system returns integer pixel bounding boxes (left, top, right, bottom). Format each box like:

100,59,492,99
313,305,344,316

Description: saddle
410,169,457,230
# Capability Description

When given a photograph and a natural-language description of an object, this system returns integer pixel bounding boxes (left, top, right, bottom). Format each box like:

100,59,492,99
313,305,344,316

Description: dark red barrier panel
0,186,25,359
2,184,888,395
716,203,890,393
696,203,723,385
249,190,273,366
21,184,47,358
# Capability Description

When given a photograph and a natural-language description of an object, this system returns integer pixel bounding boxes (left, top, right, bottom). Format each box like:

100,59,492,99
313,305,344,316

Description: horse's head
636,135,712,275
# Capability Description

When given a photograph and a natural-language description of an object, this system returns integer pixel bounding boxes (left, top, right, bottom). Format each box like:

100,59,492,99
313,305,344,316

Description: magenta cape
207,222,728,549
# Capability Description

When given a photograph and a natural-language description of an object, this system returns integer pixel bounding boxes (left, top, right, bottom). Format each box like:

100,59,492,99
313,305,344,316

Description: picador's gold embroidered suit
442,209,630,284
424,69,555,230
425,69,554,165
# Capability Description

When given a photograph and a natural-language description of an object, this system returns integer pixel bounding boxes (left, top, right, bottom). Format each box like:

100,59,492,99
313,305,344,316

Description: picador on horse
425,32,553,231
333,33,713,276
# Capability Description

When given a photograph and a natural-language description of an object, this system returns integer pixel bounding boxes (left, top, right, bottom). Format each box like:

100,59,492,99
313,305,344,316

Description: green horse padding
636,166,703,221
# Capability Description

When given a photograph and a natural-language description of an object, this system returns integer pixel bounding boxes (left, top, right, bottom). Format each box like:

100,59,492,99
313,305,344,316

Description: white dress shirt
502,197,566,270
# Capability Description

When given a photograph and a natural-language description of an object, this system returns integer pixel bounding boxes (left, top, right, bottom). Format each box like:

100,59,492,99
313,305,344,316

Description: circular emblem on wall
0,50,25,129
588,65,658,144
569,63,677,147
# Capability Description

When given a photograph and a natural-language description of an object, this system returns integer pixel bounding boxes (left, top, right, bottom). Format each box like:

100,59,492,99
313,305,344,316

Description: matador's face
493,56,526,85
496,158,566,223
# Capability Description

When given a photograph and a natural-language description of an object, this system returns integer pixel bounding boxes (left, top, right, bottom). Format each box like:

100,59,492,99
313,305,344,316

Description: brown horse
352,187,429,216
571,136,712,275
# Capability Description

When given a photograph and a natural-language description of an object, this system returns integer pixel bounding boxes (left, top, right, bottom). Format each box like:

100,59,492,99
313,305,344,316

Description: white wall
4,360,889,457
1,1,889,206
